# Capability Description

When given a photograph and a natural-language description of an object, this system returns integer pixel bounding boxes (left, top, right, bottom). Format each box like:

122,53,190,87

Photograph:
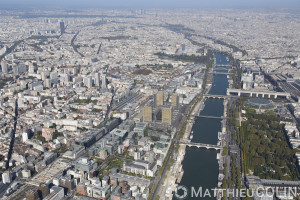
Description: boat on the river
189,131,194,140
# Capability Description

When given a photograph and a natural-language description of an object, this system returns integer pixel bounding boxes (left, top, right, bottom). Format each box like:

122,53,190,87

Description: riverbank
164,85,212,200
179,52,230,200
161,52,230,200
160,61,214,200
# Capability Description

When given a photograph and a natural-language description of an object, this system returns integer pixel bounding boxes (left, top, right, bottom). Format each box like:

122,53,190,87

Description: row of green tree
239,107,299,180
228,54,242,89
132,68,152,75
154,51,213,65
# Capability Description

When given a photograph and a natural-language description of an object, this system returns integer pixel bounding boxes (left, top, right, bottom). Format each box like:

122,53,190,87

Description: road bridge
209,72,233,75
193,115,226,119
213,67,228,70
180,141,223,150
203,94,232,99
216,64,231,67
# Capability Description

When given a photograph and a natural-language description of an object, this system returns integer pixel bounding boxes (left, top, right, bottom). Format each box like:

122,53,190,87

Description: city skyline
0,4,300,200
1,0,300,9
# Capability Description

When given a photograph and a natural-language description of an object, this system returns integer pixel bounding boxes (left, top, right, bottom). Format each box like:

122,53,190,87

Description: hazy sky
1,0,300,9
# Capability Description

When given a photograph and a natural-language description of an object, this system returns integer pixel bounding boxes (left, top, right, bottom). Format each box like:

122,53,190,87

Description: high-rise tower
1,60,8,73
162,106,172,126
94,72,100,87
101,75,107,89
156,91,164,107
143,106,152,122
171,93,179,109
60,21,65,34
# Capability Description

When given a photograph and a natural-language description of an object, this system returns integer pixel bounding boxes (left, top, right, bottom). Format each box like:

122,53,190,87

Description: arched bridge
216,64,231,67
210,72,233,75
203,94,229,99
180,141,223,150
192,115,226,119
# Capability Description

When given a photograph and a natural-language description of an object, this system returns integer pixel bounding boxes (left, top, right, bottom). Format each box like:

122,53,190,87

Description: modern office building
2,171,12,184
75,157,98,173
44,79,51,88
26,189,40,200
60,21,65,34
28,64,35,73
94,72,100,87
143,106,152,122
162,106,172,125
84,76,92,88
102,75,107,89
156,91,164,107
119,120,136,132
1,60,8,73
110,129,128,142
171,93,179,109
133,122,148,136
38,183,50,199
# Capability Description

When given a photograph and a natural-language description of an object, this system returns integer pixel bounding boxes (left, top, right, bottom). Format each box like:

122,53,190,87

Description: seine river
175,52,229,199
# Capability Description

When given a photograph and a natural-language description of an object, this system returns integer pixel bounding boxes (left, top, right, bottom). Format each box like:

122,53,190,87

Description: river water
175,52,229,199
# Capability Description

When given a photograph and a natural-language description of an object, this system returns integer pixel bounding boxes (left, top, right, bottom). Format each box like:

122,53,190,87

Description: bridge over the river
192,115,226,119
180,141,223,150
203,94,235,99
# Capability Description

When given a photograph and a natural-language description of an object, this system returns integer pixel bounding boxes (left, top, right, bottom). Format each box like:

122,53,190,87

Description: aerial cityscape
0,1,300,200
